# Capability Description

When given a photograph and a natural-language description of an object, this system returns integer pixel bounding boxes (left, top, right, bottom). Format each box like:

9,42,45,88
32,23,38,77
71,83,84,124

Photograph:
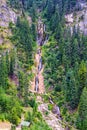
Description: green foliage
18,71,25,98
18,71,30,106
0,92,22,125
42,12,87,128
29,98,36,108
6,51,10,74
22,126,29,130
45,0,54,20
0,51,24,125
78,61,87,96
0,55,8,88
25,111,33,122
9,50,15,76
30,121,52,130
11,17,36,69
77,87,87,130
11,125,16,130
31,23,37,41
48,104,53,111
0,10,37,126
3,0,87,129
8,0,22,9
65,69,78,109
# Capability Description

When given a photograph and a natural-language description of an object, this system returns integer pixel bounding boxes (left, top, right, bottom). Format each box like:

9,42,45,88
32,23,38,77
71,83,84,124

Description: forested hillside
42,0,87,130
0,0,87,130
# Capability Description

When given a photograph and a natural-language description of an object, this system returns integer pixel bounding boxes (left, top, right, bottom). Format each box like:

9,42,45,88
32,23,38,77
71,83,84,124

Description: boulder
52,105,60,116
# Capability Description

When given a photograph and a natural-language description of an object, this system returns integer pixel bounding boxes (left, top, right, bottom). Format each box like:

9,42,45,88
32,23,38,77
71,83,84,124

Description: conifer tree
0,56,8,88
50,4,60,32
6,52,10,75
46,0,54,20
77,87,87,130
24,75,29,107
65,69,78,109
78,61,87,97
18,71,25,98
10,50,15,76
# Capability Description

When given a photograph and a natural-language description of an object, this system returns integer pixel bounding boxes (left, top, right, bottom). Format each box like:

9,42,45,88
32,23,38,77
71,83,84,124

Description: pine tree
0,55,8,88
65,69,78,109
78,61,87,97
18,71,25,98
6,52,10,75
71,38,79,65
77,87,87,130
31,23,37,41
31,3,37,22
50,4,60,32
10,51,15,76
24,75,29,107
46,0,54,20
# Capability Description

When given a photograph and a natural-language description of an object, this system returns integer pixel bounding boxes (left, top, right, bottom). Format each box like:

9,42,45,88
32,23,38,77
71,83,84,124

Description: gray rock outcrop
0,0,17,27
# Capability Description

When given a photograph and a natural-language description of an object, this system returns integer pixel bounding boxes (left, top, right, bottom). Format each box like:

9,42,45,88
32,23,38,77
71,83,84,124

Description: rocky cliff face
65,0,87,35
0,0,19,48
0,0,17,27
0,0,32,47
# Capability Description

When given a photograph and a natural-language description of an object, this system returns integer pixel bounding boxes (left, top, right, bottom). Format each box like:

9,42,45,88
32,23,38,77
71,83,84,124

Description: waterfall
35,76,39,92
35,18,48,92
38,57,42,72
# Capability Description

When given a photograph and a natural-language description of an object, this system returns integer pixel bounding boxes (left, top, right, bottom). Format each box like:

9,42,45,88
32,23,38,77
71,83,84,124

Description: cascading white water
35,76,39,91
35,18,48,92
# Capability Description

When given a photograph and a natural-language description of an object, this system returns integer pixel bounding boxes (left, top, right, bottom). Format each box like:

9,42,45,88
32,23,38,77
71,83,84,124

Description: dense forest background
42,0,87,130
0,0,87,130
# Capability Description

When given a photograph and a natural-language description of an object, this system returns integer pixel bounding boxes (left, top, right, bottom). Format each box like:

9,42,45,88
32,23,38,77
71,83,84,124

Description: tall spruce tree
0,56,8,88
65,69,78,109
77,87,87,130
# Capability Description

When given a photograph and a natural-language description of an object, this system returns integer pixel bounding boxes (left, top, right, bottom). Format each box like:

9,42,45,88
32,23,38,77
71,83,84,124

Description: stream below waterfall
33,18,70,130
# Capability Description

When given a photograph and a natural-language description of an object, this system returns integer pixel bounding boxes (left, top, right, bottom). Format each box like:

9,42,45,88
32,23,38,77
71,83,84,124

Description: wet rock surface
38,101,65,130
31,17,65,130
31,18,46,93
35,75,39,91
53,105,61,116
